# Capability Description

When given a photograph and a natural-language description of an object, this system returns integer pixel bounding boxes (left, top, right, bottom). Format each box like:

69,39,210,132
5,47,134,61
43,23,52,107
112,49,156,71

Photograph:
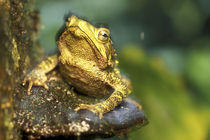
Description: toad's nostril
69,15,78,22
67,15,78,27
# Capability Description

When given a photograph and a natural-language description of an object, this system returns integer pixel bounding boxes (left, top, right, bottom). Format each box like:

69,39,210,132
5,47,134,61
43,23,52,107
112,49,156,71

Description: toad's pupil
102,33,108,37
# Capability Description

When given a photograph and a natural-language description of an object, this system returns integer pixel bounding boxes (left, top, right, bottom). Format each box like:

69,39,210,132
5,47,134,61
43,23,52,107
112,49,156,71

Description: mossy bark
0,0,41,139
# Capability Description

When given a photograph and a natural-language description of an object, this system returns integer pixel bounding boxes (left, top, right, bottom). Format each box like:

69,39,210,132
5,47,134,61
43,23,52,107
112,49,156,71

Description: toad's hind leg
75,83,130,119
75,66,131,118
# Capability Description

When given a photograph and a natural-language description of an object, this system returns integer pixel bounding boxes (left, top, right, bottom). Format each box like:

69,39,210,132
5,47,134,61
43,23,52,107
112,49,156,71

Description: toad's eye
98,30,110,42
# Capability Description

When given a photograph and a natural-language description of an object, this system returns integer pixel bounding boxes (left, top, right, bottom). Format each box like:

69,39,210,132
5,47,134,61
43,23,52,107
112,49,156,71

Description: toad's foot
75,104,105,119
22,70,49,95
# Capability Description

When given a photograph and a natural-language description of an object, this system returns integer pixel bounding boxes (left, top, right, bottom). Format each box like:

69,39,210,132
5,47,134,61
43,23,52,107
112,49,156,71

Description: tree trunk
0,0,41,139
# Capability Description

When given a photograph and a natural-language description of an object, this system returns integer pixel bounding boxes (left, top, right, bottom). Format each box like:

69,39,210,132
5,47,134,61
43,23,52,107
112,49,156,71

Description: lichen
11,38,20,71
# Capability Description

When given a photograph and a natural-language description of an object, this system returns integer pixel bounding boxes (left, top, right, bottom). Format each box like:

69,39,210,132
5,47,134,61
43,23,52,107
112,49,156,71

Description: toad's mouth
68,26,99,52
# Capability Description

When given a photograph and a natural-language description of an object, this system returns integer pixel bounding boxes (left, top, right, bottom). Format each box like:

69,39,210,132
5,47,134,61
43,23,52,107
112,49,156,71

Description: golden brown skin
23,16,131,118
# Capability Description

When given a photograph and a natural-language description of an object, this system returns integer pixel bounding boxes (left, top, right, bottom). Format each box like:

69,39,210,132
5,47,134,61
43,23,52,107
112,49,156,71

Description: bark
0,0,41,139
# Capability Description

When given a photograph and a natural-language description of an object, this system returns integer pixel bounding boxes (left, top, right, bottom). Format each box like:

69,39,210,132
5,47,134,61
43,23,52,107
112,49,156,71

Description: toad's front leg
75,81,131,119
22,54,58,95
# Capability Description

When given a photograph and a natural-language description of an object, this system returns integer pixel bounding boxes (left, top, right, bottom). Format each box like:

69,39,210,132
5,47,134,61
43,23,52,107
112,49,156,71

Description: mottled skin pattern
23,16,131,118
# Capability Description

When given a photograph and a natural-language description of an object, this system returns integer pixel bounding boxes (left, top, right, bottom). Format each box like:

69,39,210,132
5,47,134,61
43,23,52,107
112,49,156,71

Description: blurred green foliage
119,46,210,140
35,0,210,139
186,38,210,104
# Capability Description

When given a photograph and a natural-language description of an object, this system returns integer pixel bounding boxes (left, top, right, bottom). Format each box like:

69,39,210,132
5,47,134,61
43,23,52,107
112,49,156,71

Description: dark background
35,0,210,139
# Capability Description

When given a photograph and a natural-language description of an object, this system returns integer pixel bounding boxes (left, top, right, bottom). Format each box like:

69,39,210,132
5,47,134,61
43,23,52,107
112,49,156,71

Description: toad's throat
59,63,113,98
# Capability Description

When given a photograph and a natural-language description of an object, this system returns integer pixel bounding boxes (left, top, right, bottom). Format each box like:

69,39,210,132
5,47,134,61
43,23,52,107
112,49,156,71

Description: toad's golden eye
98,30,110,42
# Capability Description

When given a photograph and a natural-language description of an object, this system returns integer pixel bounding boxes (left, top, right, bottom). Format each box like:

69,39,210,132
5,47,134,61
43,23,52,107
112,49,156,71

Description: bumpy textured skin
23,16,131,118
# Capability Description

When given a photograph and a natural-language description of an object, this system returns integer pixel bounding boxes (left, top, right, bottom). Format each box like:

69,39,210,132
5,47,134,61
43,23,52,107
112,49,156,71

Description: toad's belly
59,64,113,98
